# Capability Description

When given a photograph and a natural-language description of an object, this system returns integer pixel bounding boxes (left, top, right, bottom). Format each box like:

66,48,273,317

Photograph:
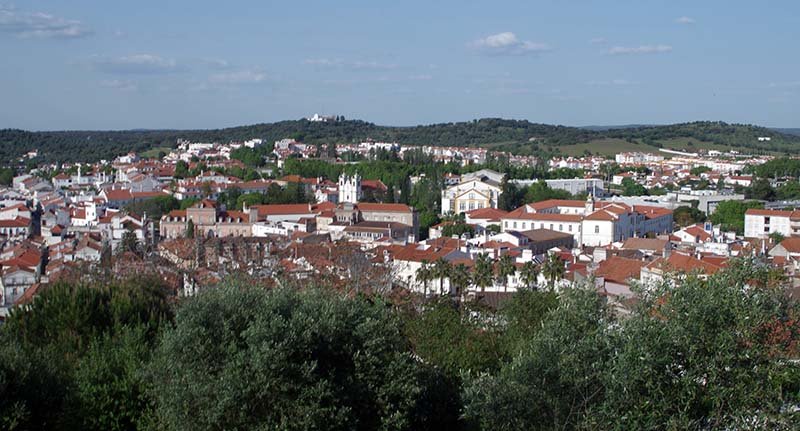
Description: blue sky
1,0,799,130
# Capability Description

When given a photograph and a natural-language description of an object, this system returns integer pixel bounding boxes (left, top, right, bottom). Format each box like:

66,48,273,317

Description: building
159,200,252,239
511,178,605,197
441,169,504,215
501,196,673,247
518,229,575,255
744,208,800,239
338,173,362,204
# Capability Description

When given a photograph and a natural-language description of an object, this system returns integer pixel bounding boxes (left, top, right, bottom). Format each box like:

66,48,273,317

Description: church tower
585,191,595,215
338,172,362,203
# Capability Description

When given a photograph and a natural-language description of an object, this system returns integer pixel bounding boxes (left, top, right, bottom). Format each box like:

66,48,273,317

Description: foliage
124,195,179,220
404,298,504,377
673,205,706,227
149,283,455,431
0,277,172,430
463,286,613,431
709,200,763,234
3,120,800,166
0,167,14,185
620,177,647,196
593,261,800,429
523,180,572,203
441,222,475,238
747,178,777,201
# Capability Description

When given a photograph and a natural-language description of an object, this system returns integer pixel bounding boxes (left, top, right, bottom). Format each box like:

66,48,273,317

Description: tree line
1,259,798,430
4,119,799,166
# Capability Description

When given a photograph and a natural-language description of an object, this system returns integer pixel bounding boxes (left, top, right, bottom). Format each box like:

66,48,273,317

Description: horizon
9,118,800,134
2,1,799,130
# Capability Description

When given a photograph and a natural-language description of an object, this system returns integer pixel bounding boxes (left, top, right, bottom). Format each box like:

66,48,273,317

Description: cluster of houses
1,138,797,318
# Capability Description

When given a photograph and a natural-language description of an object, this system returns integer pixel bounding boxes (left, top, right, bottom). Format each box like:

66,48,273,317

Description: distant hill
2,119,799,166
773,128,800,137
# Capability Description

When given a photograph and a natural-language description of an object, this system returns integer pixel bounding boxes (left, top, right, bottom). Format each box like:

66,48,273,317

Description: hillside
2,119,799,166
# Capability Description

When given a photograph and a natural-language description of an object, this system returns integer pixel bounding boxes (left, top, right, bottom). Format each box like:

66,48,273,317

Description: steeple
585,191,595,214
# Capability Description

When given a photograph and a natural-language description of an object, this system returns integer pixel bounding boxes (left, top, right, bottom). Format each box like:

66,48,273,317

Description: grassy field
141,146,172,159
556,137,760,157
556,139,661,156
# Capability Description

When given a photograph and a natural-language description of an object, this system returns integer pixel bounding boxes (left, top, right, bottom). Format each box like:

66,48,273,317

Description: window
559,224,563,231
513,222,518,229
568,225,573,232
459,202,466,211
764,226,770,233
594,225,600,234
549,224,554,230
522,222,527,229
540,223,544,229
764,217,771,224
504,221,508,228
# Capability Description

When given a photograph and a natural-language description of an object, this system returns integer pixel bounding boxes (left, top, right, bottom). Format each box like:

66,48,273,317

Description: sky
1,0,799,131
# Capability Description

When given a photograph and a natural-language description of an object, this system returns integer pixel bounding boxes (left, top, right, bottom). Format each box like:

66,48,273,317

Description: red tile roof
595,256,645,284
356,203,413,213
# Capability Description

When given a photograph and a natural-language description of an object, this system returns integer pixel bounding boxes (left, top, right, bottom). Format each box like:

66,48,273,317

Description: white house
744,208,799,239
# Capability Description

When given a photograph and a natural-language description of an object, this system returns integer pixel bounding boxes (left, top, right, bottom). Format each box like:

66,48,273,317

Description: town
1,128,796,317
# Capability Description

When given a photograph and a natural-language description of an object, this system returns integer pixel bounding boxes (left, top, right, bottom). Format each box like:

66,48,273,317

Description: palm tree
433,257,452,296
416,260,433,297
496,254,516,292
541,253,565,290
473,253,494,293
449,263,471,300
519,261,540,290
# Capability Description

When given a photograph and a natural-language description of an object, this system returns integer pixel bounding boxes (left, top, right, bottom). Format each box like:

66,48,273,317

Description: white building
744,208,800,238
441,169,504,215
501,196,673,247
338,173,362,204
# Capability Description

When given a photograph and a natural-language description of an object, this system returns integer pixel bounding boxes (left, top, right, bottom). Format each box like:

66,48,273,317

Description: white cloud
201,58,230,69
608,45,673,55
0,5,91,39
471,32,550,55
675,16,695,25
589,37,607,45
92,54,179,74
100,79,137,91
768,81,800,88
304,58,396,70
587,79,638,86
209,69,267,84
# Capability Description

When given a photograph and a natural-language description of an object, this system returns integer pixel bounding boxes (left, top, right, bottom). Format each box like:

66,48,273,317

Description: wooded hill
2,119,798,165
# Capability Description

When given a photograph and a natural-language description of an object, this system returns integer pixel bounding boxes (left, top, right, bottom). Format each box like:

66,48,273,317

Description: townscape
1,127,798,315
3,1,800,428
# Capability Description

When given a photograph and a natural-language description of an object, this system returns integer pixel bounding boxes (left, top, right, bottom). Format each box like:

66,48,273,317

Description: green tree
185,218,195,239
149,284,452,430
496,255,516,291
464,286,612,431
709,200,763,234
620,177,647,196
416,260,434,297
117,229,140,255
433,258,452,296
541,253,565,289
404,298,503,377
0,167,14,185
449,263,471,299
594,260,800,429
174,160,189,179
441,222,475,238
472,254,494,293
673,205,706,227
748,178,777,201
518,261,540,290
